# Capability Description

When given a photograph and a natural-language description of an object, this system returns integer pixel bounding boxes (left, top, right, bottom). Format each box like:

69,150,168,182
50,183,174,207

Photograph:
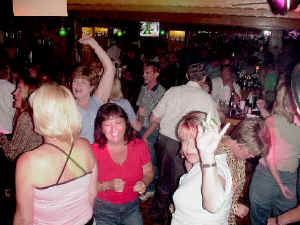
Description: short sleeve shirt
136,84,165,128
153,81,220,141
110,99,137,122
260,115,300,172
78,96,102,144
172,154,232,225
92,138,151,204
0,80,15,133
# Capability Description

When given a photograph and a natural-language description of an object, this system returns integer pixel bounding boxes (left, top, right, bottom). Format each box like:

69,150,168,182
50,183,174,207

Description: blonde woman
110,77,142,132
14,84,98,225
249,84,300,225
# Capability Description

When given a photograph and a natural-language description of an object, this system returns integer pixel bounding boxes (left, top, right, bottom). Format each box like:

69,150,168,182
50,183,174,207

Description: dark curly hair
94,103,135,148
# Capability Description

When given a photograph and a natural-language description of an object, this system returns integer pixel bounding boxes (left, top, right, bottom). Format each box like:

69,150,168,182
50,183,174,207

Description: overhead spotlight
267,0,300,15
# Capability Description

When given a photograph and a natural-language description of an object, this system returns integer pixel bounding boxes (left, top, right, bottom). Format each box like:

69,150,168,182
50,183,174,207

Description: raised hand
196,113,230,159
78,36,100,49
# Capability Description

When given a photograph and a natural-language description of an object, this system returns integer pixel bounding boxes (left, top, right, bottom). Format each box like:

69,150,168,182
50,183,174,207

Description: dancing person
92,103,154,225
72,37,115,144
149,62,220,223
14,84,98,225
249,84,300,225
223,118,267,224
171,111,230,225
110,77,142,132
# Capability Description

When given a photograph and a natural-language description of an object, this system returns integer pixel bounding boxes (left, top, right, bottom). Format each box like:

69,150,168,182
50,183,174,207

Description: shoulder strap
44,142,87,184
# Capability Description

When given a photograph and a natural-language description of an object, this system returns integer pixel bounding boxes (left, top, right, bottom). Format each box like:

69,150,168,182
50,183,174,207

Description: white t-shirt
171,154,233,225
211,77,241,105
153,81,220,141
0,80,15,134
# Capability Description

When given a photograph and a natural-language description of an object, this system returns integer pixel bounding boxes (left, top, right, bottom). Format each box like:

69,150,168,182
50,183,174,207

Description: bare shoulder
16,145,55,186
18,145,55,170
72,138,96,168
73,138,93,154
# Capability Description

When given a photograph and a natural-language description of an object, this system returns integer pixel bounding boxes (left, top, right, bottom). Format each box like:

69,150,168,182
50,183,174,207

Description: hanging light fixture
58,25,67,37
267,0,300,15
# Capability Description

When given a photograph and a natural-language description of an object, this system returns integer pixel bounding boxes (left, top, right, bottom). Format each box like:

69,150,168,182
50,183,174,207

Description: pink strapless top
33,173,93,225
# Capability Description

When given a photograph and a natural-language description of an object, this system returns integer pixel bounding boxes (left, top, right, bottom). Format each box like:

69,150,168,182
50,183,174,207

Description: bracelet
202,162,216,168
275,216,280,225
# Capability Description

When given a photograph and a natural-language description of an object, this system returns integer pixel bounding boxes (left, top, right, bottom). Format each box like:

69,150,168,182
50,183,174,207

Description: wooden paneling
70,10,300,30
68,0,300,30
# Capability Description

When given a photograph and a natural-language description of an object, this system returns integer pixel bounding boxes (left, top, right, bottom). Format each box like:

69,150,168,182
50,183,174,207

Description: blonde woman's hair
29,83,82,144
272,83,294,123
110,78,124,100
230,118,267,156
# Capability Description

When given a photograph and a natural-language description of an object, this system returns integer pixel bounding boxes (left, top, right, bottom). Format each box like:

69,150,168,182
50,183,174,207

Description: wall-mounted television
140,21,160,37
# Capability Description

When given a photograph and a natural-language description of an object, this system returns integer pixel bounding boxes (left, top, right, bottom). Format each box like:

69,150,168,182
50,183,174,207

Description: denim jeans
138,127,159,192
93,198,143,225
249,165,297,225
297,159,300,204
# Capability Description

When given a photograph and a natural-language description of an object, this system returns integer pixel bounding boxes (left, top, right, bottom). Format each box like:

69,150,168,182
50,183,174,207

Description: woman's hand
110,178,125,192
279,184,294,199
257,99,270,118
196,113,230,161
267,218,277,225
133,181,146,194
235,203,249,218
78,36,100,50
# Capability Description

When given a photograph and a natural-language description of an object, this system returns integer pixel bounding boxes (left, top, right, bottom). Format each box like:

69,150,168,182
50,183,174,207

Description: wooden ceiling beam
69,10,300,30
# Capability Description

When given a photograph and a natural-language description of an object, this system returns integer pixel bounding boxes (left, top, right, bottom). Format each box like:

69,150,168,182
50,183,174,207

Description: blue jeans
138,127,159,192
249,165,297,225
93,198,143,225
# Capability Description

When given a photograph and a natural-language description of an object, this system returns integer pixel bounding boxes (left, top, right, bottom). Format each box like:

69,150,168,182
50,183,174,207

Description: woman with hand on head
72,37,115,144
171,111,231,225
92,103,154,225
13,84,98,225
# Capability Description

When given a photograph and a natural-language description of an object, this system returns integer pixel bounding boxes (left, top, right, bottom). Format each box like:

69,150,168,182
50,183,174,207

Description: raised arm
79,37,115,104
196,117,230,213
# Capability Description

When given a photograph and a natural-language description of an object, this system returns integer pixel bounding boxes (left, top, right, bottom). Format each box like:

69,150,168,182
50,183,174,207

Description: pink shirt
260,115,300,172
33,174,93,225
92,138,150,204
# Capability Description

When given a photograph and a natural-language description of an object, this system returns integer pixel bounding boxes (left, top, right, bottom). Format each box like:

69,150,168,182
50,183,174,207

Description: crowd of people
0,34,300,225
